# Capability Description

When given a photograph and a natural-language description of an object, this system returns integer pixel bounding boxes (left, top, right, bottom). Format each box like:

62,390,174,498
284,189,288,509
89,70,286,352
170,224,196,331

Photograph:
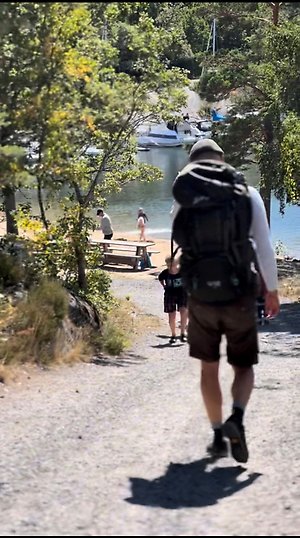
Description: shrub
0,252,24,288
0,279,70,366
73,269,115,314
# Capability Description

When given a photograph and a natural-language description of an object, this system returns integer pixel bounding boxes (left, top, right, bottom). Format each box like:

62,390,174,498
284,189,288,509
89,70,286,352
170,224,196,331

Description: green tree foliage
120,2,300,219
0,3,46,232
0,2,188,296
197,2,300,220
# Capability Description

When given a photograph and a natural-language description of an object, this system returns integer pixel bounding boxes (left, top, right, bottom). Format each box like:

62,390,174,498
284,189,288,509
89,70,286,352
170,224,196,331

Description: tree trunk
259,183,271,226
260,114,275,227
37,177,48,229
75,244,87,291
259,3,281,226
74,208,87,291
3,187,18,235
271,2,280,26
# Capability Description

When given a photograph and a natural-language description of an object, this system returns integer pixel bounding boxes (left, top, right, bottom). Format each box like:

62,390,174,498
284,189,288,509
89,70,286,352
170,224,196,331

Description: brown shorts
188,296,258,367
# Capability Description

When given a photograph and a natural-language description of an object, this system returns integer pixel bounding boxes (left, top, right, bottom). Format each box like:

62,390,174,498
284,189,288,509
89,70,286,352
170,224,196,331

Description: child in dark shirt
159,256,188,344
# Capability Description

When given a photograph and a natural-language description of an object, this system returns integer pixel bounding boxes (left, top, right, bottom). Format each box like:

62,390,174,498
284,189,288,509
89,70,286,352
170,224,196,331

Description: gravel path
0,273,299,536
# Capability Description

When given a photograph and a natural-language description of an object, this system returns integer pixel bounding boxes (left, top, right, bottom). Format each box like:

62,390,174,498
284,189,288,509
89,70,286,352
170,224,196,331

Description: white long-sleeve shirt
170,185,278,292
100,213,113,235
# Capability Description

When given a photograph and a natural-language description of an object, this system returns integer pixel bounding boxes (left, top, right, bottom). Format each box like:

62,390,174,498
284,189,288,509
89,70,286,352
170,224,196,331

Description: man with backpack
172,139,280,463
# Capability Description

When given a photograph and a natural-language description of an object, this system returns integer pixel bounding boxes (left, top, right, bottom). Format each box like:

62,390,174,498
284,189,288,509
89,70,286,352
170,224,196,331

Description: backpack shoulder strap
171,236,180,260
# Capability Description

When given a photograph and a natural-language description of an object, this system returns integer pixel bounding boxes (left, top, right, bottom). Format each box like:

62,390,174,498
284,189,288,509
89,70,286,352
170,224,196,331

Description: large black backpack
172,159,257,303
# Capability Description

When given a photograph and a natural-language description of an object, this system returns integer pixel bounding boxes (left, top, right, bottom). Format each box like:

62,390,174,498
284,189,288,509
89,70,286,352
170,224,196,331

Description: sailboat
200,20,227,124
200,18,217,81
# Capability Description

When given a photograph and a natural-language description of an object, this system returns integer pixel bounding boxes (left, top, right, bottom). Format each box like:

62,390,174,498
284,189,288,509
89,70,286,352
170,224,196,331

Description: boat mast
200,18,217,79
212,18,216,57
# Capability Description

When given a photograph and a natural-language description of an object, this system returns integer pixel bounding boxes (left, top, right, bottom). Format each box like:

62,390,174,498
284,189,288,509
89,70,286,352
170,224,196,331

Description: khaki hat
189,139,224,161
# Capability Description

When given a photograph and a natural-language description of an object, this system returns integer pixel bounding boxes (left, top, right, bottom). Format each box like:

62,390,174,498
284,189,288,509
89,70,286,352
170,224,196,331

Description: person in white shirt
171,139,280,463
97,208,113,240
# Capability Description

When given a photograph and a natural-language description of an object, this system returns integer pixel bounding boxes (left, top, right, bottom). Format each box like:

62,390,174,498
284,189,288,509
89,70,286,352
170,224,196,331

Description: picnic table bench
90,239,159,270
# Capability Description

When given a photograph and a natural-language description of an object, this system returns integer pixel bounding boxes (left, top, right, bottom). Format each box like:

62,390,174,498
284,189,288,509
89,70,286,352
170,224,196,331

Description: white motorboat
137,146,150,152
177,121,206,145
137,125,183,147
199,119,212,131
137,120,213,148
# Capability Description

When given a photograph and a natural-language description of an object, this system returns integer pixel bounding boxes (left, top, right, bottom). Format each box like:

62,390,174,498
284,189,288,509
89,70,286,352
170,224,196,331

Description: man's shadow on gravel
126,457,261,509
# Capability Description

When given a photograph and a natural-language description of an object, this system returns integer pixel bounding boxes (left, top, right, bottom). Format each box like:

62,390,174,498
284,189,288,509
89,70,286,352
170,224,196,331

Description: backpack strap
171,234,180,261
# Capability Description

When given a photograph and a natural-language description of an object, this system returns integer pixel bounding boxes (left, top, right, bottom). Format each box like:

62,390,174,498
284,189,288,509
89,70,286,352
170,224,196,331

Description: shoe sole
222,421,249,463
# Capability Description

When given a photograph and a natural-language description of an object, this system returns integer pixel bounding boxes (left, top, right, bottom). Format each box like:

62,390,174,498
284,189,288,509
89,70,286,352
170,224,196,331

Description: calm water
105,147,300,258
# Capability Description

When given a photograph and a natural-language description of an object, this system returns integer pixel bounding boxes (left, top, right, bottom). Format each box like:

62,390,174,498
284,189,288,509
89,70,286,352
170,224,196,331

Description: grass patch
92,297,162,356
101,320,128,355
277,259,300,302
278,275,300,302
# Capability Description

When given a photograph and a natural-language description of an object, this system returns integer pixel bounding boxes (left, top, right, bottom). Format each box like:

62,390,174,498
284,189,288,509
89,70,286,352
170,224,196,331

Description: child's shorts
164,291,187,313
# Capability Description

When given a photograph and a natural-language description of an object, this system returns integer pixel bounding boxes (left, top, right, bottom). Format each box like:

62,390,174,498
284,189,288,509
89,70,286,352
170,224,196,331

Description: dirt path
0,274,299,536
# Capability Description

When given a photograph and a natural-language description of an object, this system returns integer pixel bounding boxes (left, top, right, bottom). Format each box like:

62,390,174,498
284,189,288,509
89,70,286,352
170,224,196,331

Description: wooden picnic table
90,239,157,270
